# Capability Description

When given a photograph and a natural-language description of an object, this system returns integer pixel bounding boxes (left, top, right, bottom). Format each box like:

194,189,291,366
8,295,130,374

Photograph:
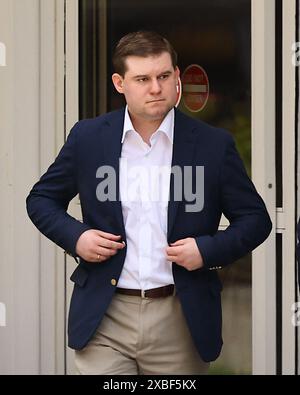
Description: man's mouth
146,99,165,103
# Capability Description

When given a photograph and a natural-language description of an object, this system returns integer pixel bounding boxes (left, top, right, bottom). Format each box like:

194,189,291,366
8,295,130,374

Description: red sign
181,64,209,112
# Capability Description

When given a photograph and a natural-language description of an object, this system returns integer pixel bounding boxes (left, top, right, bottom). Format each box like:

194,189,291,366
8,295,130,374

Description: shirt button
111,278,117,286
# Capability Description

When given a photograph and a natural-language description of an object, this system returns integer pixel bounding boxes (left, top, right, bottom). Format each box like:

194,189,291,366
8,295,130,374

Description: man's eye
159,74,169,80
137,78,148,82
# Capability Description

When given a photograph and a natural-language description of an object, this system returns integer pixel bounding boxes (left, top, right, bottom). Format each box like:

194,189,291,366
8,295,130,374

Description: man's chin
146,105,173,120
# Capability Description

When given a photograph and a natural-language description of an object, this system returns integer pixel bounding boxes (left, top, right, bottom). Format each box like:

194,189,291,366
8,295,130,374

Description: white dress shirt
118,107,175,290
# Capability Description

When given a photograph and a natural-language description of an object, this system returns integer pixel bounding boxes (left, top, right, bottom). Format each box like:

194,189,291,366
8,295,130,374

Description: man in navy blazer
27,31,272,374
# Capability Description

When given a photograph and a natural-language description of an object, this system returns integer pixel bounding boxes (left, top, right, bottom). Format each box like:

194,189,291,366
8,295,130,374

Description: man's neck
129,114,164,146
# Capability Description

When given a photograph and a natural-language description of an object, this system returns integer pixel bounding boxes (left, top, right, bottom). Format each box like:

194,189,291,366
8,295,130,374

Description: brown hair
112,31,178,76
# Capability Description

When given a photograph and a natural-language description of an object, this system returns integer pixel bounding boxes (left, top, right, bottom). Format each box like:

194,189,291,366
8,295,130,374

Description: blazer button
111,279,117,286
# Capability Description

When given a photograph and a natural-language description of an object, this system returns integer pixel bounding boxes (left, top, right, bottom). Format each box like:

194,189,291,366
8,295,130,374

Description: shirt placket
138,148,153,290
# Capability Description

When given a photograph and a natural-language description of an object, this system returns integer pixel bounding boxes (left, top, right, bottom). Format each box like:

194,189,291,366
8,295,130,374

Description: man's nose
150,78,162,94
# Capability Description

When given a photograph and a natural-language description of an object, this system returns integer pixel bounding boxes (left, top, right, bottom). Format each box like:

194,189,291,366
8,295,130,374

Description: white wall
0,0,64,374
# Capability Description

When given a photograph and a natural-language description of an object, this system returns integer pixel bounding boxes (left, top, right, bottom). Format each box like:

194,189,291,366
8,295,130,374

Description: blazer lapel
167,110,197,240
100,108,126,237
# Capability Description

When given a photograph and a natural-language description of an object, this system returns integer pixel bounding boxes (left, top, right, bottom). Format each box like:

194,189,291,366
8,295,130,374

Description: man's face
112,52,179,122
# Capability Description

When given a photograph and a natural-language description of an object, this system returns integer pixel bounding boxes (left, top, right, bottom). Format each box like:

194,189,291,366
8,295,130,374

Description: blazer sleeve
195,134,272,268
26,122,91,258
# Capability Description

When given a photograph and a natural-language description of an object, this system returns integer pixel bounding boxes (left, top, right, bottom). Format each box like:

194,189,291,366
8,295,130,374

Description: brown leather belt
116,284,175,298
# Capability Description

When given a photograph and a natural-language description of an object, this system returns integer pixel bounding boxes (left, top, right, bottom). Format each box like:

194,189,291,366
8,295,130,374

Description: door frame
61,0,298,375
251,0,277,375
252,0,298,375
281,0,297,375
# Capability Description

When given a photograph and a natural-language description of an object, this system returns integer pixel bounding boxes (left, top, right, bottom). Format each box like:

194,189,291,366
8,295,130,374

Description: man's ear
112,73,124,94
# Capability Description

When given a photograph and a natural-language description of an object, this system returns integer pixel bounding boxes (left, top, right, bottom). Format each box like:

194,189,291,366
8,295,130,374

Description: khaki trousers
75,292,209,375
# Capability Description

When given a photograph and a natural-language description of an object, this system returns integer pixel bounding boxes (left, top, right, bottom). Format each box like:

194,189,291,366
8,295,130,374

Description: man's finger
99,256,110,263
170,239,186,246
95,230,122,240
98,246,118,257
98,238,125,250
91,253,105,262
166,245,182,255
166,255,179,263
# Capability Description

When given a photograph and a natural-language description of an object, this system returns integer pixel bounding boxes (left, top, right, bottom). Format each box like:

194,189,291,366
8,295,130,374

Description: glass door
79,0,252,374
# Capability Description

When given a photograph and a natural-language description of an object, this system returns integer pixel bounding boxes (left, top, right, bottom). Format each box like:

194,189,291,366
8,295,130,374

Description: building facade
0,0,299,374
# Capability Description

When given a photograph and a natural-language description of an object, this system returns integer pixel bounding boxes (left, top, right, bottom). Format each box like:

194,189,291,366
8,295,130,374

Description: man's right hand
75,229,125,262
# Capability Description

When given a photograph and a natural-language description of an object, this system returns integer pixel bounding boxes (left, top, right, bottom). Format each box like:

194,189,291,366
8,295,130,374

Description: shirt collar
121,106,174,144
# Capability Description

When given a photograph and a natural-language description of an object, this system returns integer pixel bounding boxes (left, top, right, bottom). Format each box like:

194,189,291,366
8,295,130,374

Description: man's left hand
166,238,204,271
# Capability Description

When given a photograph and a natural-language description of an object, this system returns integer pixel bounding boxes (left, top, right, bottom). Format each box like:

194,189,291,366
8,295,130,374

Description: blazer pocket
70,264,88,287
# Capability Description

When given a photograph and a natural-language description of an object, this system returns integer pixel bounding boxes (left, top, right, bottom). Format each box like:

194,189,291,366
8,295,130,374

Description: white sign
0,42,6,66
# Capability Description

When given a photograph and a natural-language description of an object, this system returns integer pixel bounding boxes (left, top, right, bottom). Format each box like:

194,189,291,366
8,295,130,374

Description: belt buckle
141,289,148,299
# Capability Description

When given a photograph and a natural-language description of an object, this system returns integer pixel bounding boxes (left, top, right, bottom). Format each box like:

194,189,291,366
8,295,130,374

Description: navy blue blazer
26,108,272,362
